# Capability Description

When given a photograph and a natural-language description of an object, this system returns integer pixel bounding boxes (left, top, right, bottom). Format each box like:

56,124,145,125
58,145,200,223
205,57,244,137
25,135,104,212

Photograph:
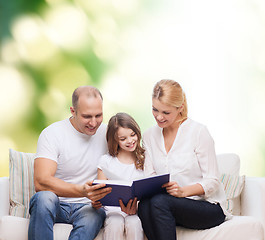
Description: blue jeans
138,194,225,240
28,191,106,240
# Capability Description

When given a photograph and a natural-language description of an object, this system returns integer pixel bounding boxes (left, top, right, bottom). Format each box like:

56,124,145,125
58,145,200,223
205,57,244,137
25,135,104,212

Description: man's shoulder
40,119,69,136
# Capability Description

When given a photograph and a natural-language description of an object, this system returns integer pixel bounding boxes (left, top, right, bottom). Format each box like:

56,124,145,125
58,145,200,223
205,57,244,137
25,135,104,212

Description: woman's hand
91,200,103,210
163,182,205,198
163,181,186,198
119,197,138,215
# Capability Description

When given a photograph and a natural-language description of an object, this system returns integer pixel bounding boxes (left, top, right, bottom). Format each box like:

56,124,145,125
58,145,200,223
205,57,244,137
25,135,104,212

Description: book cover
93,173,170,206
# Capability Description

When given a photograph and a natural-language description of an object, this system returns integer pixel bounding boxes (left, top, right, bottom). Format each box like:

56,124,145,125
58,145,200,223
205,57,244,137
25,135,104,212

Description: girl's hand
163,181,186,198
119,197,138,215
92,201,103,210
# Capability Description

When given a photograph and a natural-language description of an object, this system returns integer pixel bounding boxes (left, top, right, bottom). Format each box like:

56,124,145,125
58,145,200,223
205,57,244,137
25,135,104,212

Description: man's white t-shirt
35,118,108,203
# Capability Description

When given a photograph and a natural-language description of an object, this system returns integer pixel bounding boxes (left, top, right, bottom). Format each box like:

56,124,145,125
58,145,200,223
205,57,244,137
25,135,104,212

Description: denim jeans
28,191,106,240
138,194,225,240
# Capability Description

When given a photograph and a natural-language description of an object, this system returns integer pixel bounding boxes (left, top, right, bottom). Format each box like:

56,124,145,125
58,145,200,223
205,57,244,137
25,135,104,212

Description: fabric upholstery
9,149,35,218
1,152,265,240
1,215,263,240
220,174,245,214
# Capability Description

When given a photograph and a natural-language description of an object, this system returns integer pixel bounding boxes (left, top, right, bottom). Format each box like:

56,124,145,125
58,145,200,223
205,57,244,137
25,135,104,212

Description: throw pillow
9,148,36,218
220,173,245,214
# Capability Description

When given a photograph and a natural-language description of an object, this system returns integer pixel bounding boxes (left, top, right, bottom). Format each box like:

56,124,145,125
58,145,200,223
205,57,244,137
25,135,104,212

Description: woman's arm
195,126,220,198
163,182,204,198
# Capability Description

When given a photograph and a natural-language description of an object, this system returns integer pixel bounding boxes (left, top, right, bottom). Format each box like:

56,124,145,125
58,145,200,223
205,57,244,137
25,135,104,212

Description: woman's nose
157,114,163,121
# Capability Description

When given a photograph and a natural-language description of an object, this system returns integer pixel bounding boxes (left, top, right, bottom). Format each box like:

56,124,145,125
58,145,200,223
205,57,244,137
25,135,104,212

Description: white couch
0,151,265,240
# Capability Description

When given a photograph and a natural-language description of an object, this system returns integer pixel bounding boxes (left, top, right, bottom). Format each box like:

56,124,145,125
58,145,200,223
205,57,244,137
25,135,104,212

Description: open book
93,173,170,206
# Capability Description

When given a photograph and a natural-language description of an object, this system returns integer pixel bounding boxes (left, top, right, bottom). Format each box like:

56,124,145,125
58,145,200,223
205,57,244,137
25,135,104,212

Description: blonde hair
106,113,145,170
153,79,188,121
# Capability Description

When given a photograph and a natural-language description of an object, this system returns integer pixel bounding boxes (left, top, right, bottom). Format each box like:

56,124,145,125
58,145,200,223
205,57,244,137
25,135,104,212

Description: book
93,173,170,206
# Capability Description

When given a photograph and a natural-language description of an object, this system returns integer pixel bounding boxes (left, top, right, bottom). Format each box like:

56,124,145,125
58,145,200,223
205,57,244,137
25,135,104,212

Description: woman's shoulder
183,118,207,131
184,119,212,140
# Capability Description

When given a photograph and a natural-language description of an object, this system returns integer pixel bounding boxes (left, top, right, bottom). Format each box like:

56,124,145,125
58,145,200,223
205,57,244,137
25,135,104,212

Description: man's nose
89,118,97,127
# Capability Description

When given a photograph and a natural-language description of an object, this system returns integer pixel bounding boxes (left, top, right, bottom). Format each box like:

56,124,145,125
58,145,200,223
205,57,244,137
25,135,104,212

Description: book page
93,179,133,187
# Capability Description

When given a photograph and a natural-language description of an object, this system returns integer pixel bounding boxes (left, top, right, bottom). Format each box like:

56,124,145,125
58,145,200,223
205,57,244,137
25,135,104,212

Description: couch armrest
241,177,265,225
0,177,9,217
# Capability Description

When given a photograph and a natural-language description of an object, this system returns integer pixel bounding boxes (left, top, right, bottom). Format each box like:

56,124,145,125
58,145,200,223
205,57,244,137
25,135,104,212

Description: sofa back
7,149,244,218
217,153,240,176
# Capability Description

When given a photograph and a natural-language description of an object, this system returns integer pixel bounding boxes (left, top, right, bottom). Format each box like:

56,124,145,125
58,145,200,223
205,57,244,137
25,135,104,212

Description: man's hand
119,197,137,215
82,181,112,202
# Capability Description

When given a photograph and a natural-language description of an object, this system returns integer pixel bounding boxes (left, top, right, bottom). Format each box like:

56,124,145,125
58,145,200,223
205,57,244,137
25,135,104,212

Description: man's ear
70,106,75,116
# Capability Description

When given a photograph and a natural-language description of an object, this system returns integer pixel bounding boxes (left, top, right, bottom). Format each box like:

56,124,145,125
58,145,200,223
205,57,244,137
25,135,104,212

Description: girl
96,112,145,240
138,79,228,240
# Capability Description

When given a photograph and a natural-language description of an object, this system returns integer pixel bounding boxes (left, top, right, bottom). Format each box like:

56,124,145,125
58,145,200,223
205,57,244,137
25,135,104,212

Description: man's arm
34,158,111,201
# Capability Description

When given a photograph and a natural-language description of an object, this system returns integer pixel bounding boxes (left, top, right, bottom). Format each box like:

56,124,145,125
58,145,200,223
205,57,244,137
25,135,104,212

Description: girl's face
117,127,138,152
152,98,181,129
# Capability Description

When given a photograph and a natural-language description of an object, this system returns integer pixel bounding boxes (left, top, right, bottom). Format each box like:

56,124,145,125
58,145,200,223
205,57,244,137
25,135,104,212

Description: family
28,79,229,240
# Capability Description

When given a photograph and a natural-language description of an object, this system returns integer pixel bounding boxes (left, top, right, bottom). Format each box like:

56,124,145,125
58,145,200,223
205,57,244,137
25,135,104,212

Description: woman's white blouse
143,118,227,214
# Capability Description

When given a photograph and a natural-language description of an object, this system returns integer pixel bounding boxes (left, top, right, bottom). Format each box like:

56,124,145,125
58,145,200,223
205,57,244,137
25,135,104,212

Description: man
28,86,112,240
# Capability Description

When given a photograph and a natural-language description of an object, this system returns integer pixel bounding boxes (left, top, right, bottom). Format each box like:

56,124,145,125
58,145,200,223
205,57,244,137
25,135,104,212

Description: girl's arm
97,168,108,180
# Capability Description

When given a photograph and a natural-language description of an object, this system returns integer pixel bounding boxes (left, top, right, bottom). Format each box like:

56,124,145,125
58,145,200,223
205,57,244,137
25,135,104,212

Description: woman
138,79,229,240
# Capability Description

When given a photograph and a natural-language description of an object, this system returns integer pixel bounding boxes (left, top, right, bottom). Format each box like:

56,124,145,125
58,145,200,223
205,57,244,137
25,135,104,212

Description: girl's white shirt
98,154,144,215
98,154,144,181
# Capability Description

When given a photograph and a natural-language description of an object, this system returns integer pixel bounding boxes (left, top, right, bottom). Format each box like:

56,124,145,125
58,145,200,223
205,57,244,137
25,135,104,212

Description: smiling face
117,127,138,152
152,98,182,129
70,95,103,135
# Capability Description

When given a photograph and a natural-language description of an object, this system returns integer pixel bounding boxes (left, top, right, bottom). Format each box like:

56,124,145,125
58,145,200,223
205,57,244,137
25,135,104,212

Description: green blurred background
1,0,265,177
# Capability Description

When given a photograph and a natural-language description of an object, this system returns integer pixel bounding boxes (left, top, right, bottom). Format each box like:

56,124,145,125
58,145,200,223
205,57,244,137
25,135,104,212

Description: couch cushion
220,173,245,215
9,149,36,218
176,216,264,240
0,215,104,240
1,215,263,240
216,153,245,215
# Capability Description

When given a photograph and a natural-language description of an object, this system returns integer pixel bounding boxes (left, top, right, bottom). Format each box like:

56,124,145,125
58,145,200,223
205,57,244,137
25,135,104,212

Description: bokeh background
1,0,265,177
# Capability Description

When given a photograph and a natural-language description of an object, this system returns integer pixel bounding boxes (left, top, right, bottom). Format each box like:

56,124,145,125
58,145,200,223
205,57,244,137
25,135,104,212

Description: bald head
72,86,103,111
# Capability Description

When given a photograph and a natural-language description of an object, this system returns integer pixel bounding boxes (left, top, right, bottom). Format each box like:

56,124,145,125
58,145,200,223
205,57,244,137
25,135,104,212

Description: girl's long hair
106,112,145,170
